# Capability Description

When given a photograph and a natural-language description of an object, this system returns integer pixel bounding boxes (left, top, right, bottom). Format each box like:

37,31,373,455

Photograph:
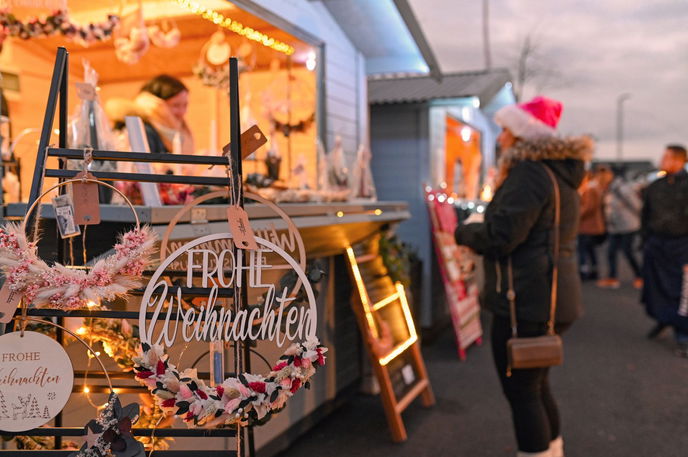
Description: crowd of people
455,95,688,457
576,146,688,358
577,164,643,289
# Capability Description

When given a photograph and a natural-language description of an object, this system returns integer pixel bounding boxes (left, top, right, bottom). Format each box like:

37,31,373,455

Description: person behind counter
455,96,592,457
107,74,195,155
106,75,195,204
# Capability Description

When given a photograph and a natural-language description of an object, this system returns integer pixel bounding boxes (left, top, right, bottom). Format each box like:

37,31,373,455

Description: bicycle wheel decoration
0,178,156,311
133,189,328,428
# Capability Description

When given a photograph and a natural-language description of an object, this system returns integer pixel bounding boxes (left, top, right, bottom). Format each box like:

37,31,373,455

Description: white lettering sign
0,331,74,432
139,233,317,348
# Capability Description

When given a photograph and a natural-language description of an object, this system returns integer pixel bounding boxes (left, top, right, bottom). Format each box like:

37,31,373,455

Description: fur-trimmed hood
497,135,594,188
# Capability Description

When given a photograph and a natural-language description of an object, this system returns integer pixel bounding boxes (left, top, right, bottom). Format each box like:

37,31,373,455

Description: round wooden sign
0,331,74,432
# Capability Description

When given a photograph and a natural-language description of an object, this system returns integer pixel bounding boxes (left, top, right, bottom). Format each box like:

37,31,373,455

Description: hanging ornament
0,178,156,311
69,393,145,457
147,19,180,49
113,0,149,65
193,31,230,89
0,331,73,432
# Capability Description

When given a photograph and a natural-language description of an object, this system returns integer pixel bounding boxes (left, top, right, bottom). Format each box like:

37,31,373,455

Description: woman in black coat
455,96,591,457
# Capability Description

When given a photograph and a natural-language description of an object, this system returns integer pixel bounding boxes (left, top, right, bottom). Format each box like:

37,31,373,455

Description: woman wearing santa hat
456,96,592,457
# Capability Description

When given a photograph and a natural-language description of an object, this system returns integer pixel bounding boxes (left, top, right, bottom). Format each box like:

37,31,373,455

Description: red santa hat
494,96,563,140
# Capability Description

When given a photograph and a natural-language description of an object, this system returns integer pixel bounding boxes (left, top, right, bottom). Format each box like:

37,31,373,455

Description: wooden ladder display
0,47,256,457
345,237,434,442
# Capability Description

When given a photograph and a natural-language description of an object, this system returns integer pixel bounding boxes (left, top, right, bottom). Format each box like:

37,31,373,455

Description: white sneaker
549,436,564,457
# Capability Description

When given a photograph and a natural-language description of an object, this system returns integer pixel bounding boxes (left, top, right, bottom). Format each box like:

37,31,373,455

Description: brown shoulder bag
506,164,563,376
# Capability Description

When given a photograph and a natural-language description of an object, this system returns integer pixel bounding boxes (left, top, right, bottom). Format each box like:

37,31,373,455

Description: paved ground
277,276,688,457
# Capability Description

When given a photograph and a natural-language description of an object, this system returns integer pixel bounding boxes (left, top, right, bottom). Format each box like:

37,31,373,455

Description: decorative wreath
0,9,119,45
270,112,315,138
133,338,327,427
0,179,156,311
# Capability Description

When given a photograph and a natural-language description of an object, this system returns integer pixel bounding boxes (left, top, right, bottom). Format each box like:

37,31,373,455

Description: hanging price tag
71,171,101,225
75,82,96,101
240,125,267,158
221,125,268,160
0,282,20,323
227,206,258,250
52,194,81,239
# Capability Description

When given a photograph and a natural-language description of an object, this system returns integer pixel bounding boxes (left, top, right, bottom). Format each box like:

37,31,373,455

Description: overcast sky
408,0,688,164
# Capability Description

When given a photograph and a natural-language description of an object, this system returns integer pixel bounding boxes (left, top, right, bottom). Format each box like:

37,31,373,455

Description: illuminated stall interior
444,115,481,200
0,0,318,202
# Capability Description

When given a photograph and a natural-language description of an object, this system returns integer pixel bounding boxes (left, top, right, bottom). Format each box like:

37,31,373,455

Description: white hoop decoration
139,233,317,347
134,204,327,427
159,190,307,319
0,331,73,432
6,318,146,456
0,178,157,311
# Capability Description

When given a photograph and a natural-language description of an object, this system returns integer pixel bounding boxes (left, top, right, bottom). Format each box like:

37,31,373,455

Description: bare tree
512,31,567,101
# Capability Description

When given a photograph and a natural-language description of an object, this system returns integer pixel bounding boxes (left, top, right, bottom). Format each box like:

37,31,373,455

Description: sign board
425,188,482,360
125,116,162,207
139,232,317,348
0,331,74,432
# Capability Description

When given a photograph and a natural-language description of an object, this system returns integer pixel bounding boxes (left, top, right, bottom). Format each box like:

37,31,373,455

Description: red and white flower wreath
0,223,156,310
133,337,327,427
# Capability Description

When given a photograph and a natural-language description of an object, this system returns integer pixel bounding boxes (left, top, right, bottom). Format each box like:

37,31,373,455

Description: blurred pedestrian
597,170,643,289
456,96,592,457
577,168,607,280
641,144,688,357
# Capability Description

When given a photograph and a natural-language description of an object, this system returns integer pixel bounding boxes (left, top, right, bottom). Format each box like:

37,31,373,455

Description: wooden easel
345,238,434,442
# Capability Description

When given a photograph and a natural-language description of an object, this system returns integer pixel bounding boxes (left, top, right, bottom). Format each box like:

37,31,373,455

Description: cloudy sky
408,0,688,164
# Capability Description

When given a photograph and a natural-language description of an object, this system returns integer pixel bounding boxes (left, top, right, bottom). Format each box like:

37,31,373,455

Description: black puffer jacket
456,137,591,324
641,169,688,239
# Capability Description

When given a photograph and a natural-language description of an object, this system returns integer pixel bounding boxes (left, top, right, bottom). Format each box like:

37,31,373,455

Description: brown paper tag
240,125,267,158
71,171,101,225
227,206,258,250
75,82,97,101
0,282,21,323
222,125,268,160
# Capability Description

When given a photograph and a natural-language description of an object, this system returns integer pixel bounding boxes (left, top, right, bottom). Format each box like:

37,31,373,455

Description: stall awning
319,0,440,79
368,69,512,106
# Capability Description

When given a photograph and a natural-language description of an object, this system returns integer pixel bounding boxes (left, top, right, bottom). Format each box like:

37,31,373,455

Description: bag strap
507,163,561,337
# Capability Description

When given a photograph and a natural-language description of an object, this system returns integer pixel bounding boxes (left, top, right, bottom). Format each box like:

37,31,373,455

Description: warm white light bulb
306,52,317,71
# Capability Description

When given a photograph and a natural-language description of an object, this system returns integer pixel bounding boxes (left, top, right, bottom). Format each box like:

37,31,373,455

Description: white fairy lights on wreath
175,0,295,55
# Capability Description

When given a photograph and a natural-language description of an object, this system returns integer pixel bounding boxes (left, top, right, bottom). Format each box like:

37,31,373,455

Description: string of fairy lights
175,0,295,55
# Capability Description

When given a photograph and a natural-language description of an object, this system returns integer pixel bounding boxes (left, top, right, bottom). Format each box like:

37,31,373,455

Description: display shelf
0,48,255,457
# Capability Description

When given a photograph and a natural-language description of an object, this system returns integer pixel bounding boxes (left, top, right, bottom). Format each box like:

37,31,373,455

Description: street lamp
616,93,631,168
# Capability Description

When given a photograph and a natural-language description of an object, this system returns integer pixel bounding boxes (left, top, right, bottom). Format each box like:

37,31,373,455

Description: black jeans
491,316,571,453
607,232,641,278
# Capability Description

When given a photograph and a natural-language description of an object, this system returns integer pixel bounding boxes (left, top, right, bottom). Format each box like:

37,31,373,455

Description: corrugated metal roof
368,69,512,105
